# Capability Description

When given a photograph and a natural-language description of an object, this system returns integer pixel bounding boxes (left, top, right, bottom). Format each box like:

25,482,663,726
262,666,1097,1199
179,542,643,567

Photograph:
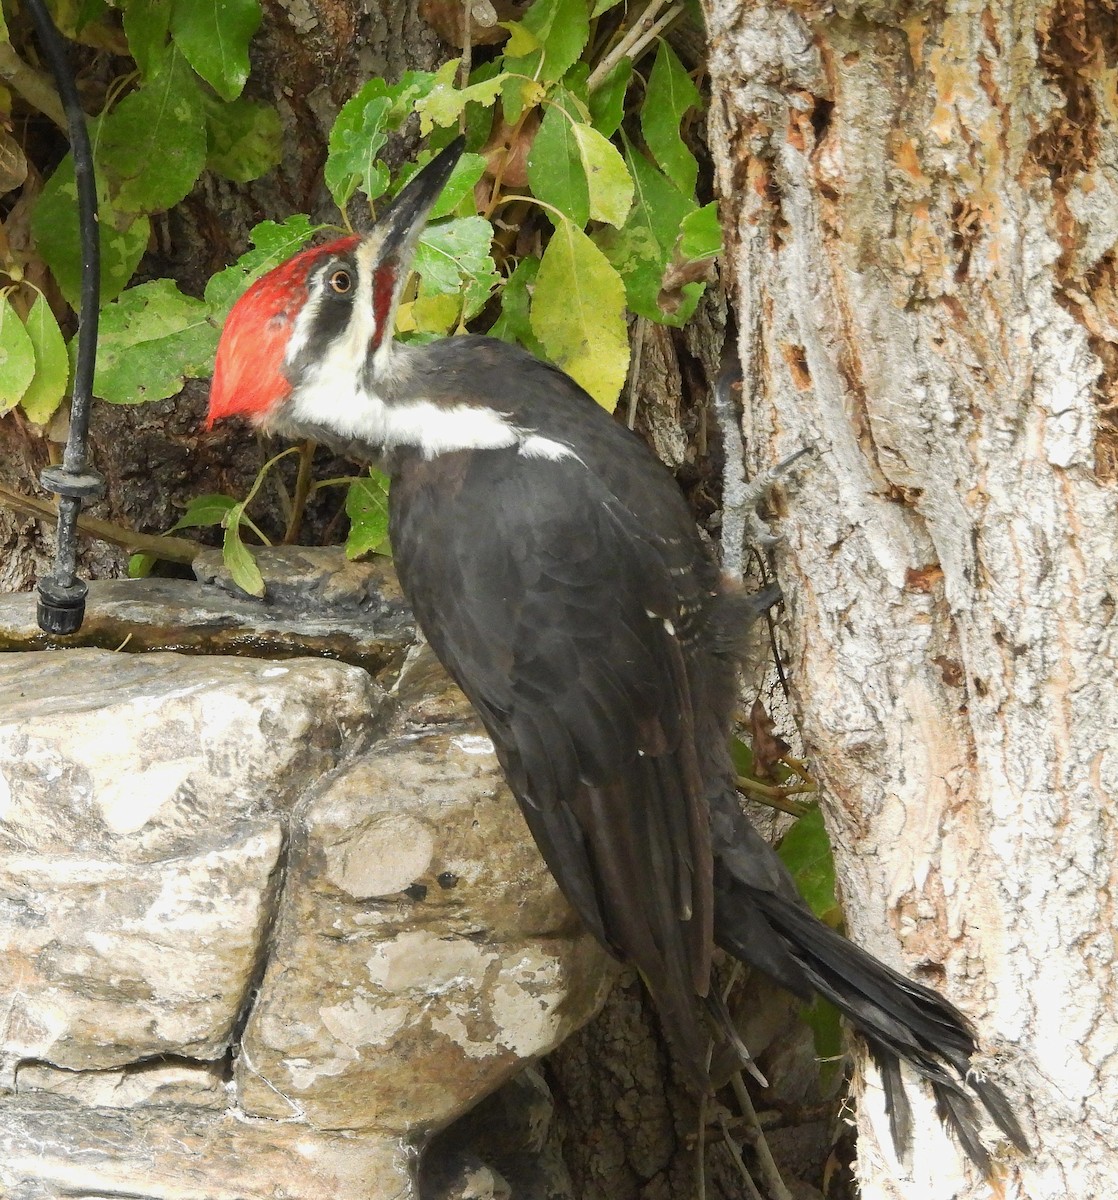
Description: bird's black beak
374,135,466,265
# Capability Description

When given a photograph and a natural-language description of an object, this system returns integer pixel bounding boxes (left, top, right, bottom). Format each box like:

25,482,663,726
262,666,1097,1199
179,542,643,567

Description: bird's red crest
207,235,360,428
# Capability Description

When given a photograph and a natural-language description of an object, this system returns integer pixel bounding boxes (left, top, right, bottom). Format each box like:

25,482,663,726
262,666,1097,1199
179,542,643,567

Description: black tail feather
715,877,1027,1169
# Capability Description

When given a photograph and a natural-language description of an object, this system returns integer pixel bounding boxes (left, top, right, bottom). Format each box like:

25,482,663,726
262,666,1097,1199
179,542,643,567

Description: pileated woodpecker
208,137,1025,1170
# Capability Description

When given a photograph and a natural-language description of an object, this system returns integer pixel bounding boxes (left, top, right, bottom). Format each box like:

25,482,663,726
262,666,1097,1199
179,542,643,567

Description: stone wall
0,554,614,1199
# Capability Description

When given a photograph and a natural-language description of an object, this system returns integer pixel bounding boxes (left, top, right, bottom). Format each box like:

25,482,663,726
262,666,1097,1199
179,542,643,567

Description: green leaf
414,216,497,319
393,151,486,220
595,143,699,325
33,151,150,306
325,84,392,209
679,201,722,261
527,93,589,227
588,58,630,138
571,122,632,227
19,294,69,424
641,42,700,195
561,62,591,109
802,997,844,1090
222,511,265,597
204,95,282,182
94,279,219,404
203,215,317,320
503,0,589,86
170,0,262,101
128,552,157,578
169,493,238,530
98,44,207,214
122,0,171,79
590,0,623,14
344,470,392,559
777,807,841,927
489,254,545,356
414,59,507,136
531,220,628,409
0,296,36,415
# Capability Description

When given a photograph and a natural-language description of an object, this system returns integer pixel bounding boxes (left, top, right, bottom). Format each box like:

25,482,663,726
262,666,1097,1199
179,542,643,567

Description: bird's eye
328,269,352,295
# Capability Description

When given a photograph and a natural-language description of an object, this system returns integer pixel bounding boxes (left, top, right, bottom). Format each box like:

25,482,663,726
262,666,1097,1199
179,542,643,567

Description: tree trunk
704,1,1117,1196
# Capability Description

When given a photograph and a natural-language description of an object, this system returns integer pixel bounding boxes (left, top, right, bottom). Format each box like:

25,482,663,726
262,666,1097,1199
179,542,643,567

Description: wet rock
0,548,414,676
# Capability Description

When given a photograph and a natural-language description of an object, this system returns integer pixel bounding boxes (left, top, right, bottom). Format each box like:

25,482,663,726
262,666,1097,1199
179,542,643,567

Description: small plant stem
498,194,570,225
0,482,199,565
735,777,812,818
716,1109,765,1200
729,1072,794,1200
483,107,534,220
238,514,272,546
587,0,684,91
626,317,646,430
283,439,315,544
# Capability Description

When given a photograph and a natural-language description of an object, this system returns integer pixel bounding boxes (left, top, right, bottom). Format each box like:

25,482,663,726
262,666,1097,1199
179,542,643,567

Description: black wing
390,443,716,1073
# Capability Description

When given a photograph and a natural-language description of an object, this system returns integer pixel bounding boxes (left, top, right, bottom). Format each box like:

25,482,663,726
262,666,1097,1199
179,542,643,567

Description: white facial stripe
285,247,376,370
284,287,321,367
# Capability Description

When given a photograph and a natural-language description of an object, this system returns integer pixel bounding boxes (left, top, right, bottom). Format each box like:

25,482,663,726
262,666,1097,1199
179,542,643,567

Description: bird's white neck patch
287,376,577,462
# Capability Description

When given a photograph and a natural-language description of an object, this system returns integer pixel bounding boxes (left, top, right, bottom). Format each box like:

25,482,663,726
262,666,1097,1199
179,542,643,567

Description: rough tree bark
705,1,1117,1196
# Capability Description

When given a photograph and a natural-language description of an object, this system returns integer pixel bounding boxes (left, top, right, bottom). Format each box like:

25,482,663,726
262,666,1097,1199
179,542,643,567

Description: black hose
27,0,103,634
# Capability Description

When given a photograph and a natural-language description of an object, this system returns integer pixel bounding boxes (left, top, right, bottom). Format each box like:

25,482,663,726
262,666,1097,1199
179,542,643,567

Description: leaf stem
499,193,570,225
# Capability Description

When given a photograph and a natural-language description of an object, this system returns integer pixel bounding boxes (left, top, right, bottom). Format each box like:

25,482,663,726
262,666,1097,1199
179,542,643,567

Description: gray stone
0,1093,415,1199
0,649,381,1071
15,1060,227,1109
237,646,615,1134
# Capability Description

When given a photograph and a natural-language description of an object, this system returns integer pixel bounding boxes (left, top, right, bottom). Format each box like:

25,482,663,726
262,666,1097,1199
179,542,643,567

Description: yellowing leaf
414,59,507,135
499,21,539,55
530,221,628,409
571,123,632,227
20,294,69,424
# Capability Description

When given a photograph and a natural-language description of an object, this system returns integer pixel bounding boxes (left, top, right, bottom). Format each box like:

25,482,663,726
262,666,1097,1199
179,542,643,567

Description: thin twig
0,481,199,565
736,777,812,818
730,1072,794,1200
716,1109,765,1200
0,40,66,129
585,0,681,89
283,439,315,544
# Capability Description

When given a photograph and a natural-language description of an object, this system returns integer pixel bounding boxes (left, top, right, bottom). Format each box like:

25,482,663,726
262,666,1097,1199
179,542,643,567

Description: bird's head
207,136,465,443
